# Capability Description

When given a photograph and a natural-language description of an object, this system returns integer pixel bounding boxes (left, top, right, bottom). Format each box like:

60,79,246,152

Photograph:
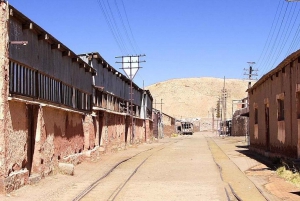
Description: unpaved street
2,132,290,201
80,133,227,201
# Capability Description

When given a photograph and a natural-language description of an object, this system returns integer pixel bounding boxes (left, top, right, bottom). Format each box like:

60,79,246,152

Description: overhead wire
96,0,127,55
113,0,137,54
288,4,300,55
95,0,142,56
256,0,282,67
285,17,300,56
120,0,142,53
261,1,288,75
104,0,129,54
256,0,283,77
269,2,296,70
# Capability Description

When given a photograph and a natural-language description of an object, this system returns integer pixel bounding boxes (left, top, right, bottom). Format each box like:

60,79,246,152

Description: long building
0,2,153,193
248,49,300,159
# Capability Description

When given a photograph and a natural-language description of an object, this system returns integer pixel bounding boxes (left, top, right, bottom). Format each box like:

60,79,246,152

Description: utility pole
154,99,164,139
244,62,258,89
243,62,258,144
221,76,228,135
116,55,146,144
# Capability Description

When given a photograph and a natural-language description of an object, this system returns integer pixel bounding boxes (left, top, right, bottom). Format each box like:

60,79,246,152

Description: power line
96,0,142,55
113,0,137,54
120,0,142,53
269,2,297,69
96,0,126,55
104,0,129,54
263,2,289,73
257,0,284,76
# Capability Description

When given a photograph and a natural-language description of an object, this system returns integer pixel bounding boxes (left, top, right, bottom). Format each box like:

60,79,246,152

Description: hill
146,77,249,119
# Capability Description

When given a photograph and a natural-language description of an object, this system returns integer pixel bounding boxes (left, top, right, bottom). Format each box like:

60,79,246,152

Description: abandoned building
151,109,176,139
248,49,300,159
0,3,153,193
231,98,249,136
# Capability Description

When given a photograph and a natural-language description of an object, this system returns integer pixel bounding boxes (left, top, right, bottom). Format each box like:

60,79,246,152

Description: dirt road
2,132,299,200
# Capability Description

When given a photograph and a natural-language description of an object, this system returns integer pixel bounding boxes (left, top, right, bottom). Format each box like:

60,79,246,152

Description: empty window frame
277,99,285,121
297,92,300,119
9,61,37,97
254,108,258,124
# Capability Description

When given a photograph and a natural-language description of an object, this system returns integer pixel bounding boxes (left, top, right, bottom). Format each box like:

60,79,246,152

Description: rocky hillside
146,77,249,119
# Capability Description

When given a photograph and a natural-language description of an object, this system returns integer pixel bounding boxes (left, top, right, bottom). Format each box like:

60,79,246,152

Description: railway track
207,137,270,201
72,140,183,201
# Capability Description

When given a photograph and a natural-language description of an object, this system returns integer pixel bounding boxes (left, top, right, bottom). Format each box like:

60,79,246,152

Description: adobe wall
249,59,299,158
99,113,154,152
163,125,175,137
145,120,153,143
0,1,9,193
100,112,127,153
1,99,100,193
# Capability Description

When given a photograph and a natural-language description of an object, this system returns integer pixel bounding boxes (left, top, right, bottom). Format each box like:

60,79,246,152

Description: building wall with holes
248,50,300,159
0,3,153,194
99,112,153,152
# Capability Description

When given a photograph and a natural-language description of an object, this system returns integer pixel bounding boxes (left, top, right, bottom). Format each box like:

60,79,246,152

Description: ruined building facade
0,3,153,193
249,49,300,159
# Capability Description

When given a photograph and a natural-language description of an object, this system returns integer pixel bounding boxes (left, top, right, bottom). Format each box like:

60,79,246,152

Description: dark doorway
125,116,130,144
26,104,38,175
98,111,104,146
265,105,270,151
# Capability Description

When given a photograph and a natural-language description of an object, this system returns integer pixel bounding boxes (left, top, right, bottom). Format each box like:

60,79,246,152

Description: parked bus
180,121,194,135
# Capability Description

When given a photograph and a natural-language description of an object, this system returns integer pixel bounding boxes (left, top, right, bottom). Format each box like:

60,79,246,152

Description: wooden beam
92,54,99,59
9,9,13,16
38,33,49,41
22,23,33,30
62,50,71,57
79,63,86,68
97,59,104,65
72,58,79,63
51,43,61,50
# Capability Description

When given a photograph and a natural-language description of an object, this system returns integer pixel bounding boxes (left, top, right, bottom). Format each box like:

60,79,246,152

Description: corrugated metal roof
9,5,97,76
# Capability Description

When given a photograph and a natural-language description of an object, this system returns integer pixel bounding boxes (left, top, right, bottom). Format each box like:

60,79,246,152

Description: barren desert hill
146,77,249,119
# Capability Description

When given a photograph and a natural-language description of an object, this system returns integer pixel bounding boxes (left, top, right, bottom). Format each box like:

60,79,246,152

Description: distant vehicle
180,121,194,135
